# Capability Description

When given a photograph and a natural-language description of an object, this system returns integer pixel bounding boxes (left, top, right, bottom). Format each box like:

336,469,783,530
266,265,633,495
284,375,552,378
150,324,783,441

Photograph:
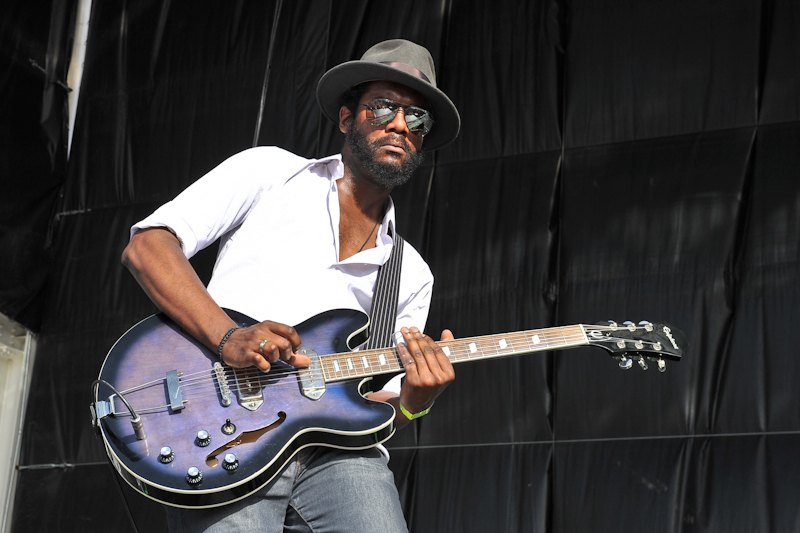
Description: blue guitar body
94,309,395,509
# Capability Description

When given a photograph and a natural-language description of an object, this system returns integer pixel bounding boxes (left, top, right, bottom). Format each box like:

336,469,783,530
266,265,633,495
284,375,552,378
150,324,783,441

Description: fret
447,340,459,361
465,338,479,360
467,340,479,357
557,327,567,346
476,336,492,359
491,333,516,355
541,327,563,348
337,354,350,377
507,331,529,353
529,330,544,348
563,325,588,347
321,355,333,378
390,348,402,371
457,338,473,359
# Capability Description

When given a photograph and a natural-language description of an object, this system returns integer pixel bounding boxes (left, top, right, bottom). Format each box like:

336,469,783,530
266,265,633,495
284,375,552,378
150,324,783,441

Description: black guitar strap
365,234,405,349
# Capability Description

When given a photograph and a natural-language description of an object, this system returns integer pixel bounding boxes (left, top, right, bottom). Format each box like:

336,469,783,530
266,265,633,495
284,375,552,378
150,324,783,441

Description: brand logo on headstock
663,326,680,350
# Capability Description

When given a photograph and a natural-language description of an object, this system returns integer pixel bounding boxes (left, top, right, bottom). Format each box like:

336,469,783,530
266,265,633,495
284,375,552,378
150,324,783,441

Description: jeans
164,446,408,533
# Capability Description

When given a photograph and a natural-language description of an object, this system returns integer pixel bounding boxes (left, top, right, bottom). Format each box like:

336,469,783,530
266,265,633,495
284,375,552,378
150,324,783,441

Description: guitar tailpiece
91,378,145,439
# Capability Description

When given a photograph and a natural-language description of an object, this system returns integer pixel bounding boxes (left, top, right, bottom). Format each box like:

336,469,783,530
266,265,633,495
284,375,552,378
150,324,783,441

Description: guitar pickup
297,348,325,400
233,368,264,411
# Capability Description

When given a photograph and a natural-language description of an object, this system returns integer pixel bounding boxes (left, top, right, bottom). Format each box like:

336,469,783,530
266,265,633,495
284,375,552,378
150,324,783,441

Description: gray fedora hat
316,39,460,151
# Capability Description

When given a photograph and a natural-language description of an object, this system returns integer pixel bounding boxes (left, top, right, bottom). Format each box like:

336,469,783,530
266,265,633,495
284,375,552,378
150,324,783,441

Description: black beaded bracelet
217,327,239,360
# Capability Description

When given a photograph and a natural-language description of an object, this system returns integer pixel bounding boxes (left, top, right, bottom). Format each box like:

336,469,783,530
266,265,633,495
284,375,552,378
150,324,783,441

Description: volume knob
195,430,212,447
186,467,203,485
158,446,175,464
222,453,239,471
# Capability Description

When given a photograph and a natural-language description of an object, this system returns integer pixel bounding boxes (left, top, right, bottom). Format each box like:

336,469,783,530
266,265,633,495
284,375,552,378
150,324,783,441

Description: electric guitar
91,309,685,508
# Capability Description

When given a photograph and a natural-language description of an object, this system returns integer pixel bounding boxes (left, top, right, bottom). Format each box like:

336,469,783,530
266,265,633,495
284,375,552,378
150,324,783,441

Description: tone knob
186,467,203,485
158,446,175,464
222,453,239,471
195,430,212,447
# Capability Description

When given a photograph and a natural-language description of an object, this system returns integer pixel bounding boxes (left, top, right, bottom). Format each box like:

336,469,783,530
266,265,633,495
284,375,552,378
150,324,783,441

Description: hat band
379,61,431,84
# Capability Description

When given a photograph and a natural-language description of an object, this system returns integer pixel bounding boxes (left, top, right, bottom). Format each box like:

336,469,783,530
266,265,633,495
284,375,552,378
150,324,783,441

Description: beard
345,119,424,189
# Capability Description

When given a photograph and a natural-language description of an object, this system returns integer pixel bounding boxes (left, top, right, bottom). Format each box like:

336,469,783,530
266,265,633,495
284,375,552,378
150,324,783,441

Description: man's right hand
123,228,311,372
220,320,311,371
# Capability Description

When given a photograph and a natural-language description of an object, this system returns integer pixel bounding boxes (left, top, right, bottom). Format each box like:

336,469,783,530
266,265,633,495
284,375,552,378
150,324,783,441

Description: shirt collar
321,154,397,266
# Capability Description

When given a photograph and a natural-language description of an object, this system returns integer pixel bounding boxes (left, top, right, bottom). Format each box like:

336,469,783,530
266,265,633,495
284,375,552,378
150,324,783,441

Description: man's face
342,81,428,189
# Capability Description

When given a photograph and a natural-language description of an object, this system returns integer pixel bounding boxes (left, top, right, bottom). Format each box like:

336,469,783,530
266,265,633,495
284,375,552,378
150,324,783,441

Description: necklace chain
357,216,381,253
356,202,387,253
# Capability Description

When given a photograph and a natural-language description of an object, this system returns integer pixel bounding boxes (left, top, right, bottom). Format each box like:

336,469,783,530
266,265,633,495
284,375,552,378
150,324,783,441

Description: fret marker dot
532,335,541,345
498,339,508,349
469,342,477,354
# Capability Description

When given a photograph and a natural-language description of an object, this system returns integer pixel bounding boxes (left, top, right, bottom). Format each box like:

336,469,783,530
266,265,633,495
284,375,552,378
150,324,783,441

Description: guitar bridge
213,362,232,406
166,370,185,411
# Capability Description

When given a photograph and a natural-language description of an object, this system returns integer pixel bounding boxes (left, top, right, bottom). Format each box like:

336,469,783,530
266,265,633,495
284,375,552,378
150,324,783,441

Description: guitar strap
365,233,405,349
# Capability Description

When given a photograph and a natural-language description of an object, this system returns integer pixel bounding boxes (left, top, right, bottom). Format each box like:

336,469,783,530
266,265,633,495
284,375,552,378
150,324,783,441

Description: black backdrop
3,0,800,531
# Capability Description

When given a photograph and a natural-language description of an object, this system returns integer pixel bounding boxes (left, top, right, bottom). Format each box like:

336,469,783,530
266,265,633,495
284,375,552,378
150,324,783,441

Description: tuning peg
607,321,618,329
637,356,648,370
638,321,654,332
619,354,633,370
623,321,636,331
657,358,666,372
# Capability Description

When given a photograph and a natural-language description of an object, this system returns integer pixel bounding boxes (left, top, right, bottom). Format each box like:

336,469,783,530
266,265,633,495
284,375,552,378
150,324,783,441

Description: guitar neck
319,325,589,383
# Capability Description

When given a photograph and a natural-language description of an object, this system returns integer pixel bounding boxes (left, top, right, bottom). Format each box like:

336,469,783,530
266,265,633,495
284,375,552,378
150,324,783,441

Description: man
122,39,459,532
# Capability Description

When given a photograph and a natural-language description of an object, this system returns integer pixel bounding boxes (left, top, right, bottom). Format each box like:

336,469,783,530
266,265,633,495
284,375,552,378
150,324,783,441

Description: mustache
373,135,412,152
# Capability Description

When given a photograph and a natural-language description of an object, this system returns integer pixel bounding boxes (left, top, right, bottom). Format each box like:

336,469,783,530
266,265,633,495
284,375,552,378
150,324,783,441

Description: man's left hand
396,326,455,417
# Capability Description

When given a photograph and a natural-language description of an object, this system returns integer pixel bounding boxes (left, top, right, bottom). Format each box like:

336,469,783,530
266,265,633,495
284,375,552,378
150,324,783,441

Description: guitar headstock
585,321,685,372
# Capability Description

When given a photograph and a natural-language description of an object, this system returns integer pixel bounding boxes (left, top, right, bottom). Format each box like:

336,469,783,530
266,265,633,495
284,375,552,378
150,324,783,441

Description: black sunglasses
361,97,434,137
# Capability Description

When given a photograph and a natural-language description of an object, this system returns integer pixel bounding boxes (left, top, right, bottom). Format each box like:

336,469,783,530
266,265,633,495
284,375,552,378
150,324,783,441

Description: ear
338,106,352,134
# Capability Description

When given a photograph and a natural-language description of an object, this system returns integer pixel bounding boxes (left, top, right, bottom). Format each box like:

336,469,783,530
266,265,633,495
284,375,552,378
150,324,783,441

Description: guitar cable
91,379,146,440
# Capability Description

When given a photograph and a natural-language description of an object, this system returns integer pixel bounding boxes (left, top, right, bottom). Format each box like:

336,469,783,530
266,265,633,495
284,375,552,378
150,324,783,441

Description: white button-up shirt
132,146,433,335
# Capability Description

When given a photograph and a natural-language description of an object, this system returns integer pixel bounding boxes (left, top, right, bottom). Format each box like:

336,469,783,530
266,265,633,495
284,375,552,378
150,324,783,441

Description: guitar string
113,326,667,412
116,323,646,396
114,332,670,417
119,325,656,397
177,328,660,388
176,331,663,396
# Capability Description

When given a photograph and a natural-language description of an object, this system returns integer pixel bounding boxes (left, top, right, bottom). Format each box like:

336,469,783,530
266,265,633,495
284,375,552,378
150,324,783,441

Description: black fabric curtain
4,0,800,531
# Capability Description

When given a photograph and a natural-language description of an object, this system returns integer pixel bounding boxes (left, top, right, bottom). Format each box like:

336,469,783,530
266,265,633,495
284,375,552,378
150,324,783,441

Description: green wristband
399,402,432,420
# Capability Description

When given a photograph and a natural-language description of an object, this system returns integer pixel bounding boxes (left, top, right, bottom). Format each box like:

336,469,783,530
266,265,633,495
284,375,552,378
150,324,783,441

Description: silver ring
259,339,269,352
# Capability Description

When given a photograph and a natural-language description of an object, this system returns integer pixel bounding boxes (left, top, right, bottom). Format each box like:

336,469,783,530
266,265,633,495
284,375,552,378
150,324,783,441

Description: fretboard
319,325,589,383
